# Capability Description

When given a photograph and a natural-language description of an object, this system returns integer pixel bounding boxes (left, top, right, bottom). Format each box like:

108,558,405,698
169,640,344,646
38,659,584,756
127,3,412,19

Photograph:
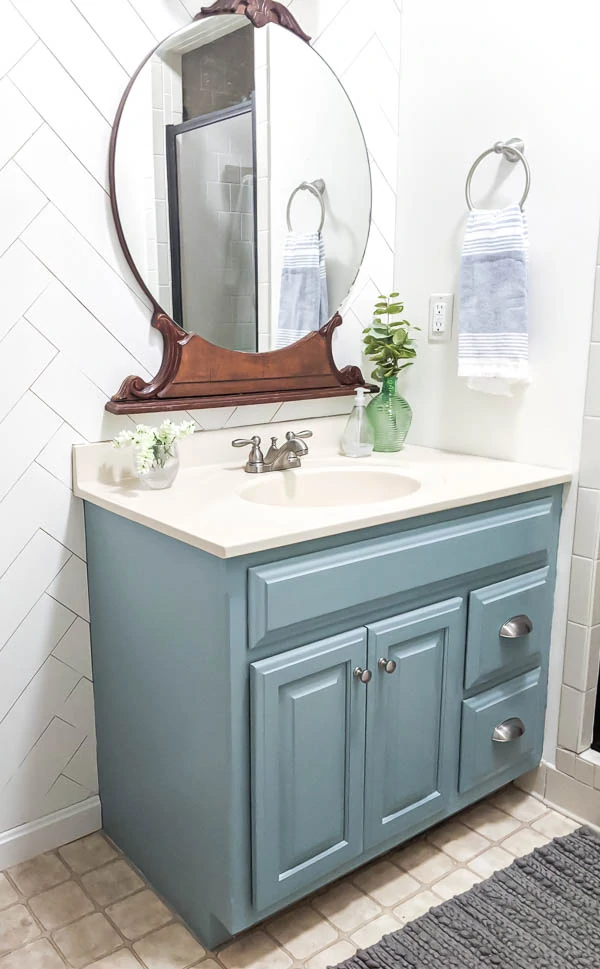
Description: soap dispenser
340,387,374,458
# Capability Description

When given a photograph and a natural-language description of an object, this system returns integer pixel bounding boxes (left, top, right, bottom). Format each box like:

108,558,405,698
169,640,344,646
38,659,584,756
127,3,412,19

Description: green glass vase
366,375,412,452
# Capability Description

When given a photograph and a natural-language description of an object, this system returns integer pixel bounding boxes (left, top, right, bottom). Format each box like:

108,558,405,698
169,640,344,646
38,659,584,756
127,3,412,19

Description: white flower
112,419,195,476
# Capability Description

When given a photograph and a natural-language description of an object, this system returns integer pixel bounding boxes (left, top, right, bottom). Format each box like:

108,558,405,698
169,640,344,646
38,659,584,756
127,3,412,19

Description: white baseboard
0,796,102,870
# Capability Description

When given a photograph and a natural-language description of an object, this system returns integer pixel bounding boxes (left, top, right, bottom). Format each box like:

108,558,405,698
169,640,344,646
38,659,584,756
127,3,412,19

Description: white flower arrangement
113,419,196,477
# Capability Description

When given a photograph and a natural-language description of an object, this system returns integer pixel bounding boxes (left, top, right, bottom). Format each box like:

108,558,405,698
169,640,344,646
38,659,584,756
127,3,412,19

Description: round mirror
112,14,372,355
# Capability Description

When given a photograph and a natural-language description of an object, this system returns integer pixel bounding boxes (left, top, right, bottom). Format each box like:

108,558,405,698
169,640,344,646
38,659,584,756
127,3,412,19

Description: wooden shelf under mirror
106,0,376,415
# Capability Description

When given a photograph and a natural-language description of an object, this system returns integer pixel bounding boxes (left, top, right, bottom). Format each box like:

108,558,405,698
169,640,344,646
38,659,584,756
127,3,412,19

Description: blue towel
276,232,329,349
459,203,530,394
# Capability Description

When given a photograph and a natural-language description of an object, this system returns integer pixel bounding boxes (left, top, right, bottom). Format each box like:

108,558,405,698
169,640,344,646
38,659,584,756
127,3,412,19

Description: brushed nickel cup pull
378,658,397,674
353,667,372,684
492,717,526,743
499,615,533,639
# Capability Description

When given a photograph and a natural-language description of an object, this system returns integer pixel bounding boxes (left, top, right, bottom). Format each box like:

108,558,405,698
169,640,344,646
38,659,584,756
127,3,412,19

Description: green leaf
371,367,384,381
387,303,404,315
389,291,400,298
393,330,408,346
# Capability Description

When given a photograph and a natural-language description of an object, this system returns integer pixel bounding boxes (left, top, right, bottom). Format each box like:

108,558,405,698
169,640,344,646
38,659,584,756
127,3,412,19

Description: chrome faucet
232,430,312,473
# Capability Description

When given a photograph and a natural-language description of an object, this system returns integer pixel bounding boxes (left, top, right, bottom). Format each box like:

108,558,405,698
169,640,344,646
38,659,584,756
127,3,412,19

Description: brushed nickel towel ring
465,138,531,211
286,178,326,232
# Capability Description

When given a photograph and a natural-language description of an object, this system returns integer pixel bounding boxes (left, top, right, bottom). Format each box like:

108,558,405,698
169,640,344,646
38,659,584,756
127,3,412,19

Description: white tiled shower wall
0,0,402,864
546,256,600,824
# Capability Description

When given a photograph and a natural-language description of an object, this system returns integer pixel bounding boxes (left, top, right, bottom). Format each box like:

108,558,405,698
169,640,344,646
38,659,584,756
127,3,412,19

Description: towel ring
465,139,531,211
286,179,326,232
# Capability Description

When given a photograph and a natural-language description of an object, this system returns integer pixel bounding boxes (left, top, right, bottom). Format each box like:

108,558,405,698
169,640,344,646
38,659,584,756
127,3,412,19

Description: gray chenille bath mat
334,826,600,969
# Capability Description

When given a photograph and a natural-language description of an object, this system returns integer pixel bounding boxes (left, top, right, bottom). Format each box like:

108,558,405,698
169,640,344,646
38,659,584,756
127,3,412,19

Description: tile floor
0,786,580,969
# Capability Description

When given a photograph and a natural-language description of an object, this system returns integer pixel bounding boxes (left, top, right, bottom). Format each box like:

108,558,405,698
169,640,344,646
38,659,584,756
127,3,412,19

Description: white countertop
73,416,572,559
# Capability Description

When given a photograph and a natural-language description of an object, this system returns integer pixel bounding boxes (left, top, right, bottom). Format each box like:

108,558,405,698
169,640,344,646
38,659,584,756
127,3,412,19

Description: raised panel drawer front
465,568,550,691
251,629,367,910
364,599,465,850
247,496,555,648
459,668,544,793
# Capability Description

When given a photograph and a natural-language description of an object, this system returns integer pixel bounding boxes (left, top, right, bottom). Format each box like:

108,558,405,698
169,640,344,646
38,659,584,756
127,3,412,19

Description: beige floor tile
490,787,548,822
105,892,172,942
29,881,93,931
59,834,118,875
392,840,454,883
531,810,580,839
427,821,489,862
53,913,122,968
305,940,356,969
133,923,205,969
312,882,381,932
352,861,419,907
219,929,293,969
350,914,402,950
468,846,514,879
86,951,144,968
431,868,481,901
0,938,66,968
0,877,17,911
82,862,144,908
501,828,551,857
267,904,338,960
460,803,521,841
7,854,70,898
392,890,439,925
0,905,41,955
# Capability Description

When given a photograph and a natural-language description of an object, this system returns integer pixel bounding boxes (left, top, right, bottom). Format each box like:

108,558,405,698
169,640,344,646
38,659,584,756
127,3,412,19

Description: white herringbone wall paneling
0,0,401,853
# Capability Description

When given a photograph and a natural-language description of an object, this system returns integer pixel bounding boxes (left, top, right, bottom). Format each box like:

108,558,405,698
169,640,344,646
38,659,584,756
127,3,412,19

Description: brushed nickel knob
499,615,533,639
353,667,372,684
492,717,526,743
378,658,397,674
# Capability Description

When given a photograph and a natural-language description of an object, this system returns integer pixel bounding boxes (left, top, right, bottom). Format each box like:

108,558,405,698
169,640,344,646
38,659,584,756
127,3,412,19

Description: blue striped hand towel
459,203,530,393
276,232,329,349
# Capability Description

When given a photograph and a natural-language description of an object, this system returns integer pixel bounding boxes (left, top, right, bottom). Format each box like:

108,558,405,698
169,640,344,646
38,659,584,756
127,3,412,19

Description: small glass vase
140,444,180,490
366,375,412,452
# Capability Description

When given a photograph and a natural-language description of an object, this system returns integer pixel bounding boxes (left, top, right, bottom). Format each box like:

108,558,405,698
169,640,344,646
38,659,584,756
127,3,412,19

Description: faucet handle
285,429,313,441
232,436,261,448
232,435,264,472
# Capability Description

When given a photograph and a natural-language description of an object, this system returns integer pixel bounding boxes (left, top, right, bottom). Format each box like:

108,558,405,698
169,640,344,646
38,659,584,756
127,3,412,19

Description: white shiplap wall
0,0,401,862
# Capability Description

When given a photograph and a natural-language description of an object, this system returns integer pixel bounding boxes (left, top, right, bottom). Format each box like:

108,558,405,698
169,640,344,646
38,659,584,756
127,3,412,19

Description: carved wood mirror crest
106,0,375,415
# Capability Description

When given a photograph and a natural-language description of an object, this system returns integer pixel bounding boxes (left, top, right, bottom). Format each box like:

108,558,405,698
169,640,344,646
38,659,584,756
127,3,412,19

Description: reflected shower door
166,101,258,352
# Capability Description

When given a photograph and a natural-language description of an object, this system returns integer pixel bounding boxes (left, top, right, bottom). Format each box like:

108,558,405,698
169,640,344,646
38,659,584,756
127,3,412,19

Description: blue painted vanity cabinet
84,487,562,948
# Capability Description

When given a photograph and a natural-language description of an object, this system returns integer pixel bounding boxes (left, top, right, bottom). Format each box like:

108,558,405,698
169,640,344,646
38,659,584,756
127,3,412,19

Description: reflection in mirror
114,15,372,355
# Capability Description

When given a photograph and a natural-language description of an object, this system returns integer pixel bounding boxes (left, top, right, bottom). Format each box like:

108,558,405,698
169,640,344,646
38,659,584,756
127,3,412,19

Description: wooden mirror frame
106,0,376,415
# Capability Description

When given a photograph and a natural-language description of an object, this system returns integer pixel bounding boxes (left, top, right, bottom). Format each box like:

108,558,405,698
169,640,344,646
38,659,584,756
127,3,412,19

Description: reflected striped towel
459,203,530,394
276,232,329,349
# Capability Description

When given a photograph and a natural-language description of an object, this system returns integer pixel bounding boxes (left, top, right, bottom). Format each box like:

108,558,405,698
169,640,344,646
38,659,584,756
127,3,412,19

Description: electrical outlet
429,294,454,342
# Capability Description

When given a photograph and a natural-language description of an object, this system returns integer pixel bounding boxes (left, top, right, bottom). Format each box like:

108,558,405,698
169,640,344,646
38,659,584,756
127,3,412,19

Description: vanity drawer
459,668,544,793
247,496,555,649
465,568,550,690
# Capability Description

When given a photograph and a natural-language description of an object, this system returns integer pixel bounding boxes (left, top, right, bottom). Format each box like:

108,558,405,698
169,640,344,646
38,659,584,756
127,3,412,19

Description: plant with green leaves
362,293,419,383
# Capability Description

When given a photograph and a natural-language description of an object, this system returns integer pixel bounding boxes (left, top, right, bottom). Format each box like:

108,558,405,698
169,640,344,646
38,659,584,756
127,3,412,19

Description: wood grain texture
107,312,377,412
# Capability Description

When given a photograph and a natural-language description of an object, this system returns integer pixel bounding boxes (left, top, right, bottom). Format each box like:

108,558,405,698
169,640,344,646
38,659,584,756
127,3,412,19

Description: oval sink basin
240,468,421,508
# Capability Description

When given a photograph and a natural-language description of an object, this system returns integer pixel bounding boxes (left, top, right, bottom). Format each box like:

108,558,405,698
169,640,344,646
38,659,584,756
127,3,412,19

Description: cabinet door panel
251,629,367,910
364,599,465,850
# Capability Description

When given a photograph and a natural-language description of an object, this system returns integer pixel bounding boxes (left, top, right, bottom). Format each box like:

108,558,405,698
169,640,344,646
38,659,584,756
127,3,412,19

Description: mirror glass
114,15,372,354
